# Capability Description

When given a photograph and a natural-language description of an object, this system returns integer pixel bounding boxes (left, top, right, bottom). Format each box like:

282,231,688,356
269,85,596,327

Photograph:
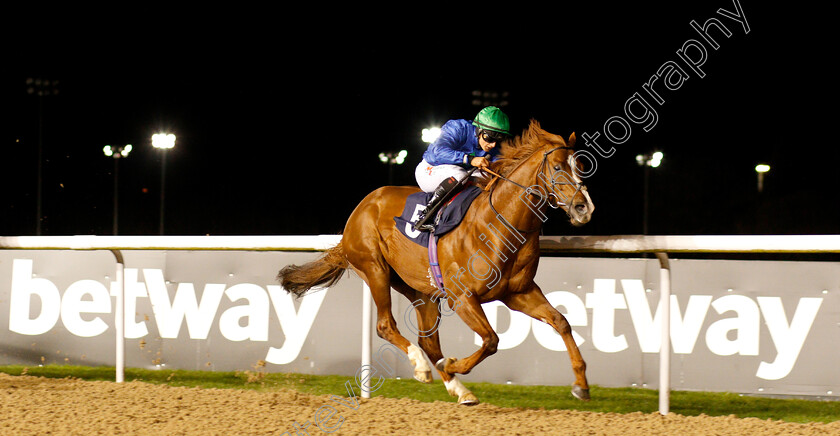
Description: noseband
487,146,586,233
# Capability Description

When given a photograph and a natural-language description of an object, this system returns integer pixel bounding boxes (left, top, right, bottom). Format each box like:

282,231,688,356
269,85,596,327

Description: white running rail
2,234,839,414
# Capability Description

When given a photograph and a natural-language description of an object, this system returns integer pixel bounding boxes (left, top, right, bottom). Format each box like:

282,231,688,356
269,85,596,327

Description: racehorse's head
538,129,594,226
492,120,594,227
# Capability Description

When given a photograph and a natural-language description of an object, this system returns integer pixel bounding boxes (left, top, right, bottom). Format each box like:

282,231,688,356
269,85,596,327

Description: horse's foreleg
435,294,498,400
502,284,590,401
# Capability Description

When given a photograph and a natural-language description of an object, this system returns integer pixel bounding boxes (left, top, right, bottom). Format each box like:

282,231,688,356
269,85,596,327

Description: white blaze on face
568,155,583,184
567,155,594,216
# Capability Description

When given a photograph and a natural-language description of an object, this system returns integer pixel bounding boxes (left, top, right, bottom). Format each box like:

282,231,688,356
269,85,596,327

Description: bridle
486,145,586,233
538,146,586,210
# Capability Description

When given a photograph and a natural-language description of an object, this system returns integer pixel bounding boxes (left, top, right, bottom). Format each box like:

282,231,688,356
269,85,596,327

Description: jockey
413,106,511,231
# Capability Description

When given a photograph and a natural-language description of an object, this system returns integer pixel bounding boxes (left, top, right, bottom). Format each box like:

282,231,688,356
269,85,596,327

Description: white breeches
415,160,484,192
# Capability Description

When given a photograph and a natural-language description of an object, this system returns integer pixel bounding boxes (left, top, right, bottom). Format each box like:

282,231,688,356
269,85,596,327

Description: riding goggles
480,130,506,143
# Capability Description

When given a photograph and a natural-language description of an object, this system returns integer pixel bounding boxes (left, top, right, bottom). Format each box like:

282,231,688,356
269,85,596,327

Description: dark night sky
2,3,837,238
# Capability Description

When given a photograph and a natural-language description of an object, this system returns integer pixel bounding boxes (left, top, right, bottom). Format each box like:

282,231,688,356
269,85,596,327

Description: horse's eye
553,164,562,171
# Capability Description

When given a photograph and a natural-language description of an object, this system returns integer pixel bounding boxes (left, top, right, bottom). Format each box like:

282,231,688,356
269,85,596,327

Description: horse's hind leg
384,280,433,384
352,266,432,387
502,283,590,401
358,267,412,352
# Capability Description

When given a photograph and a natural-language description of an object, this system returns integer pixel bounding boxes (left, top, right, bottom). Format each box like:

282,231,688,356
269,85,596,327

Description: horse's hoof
435,357,456,372
414,370,433,383
458,392,480,406
572,384,591,401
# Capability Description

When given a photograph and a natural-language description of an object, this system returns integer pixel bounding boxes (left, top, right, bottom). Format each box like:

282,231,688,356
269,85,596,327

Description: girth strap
428,232,445,292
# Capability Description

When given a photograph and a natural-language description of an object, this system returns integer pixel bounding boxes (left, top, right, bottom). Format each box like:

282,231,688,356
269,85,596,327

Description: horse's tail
277,241,349,298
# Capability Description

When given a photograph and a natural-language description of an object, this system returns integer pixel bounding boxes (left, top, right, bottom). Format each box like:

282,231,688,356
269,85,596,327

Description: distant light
649,151,663,168
422,127,441,143
380,150,408,165
152,133,176,149
104,144,132,158
755,164,770,173
636,152,663,167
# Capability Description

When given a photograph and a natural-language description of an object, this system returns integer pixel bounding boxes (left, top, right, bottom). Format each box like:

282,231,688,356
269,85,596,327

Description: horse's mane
476,119,565,189
490,120,547,176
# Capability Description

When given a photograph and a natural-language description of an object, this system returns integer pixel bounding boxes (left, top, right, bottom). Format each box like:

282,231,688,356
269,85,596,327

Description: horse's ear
569,132,577,147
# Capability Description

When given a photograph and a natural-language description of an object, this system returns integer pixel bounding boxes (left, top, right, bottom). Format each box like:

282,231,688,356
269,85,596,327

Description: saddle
393,185,482,248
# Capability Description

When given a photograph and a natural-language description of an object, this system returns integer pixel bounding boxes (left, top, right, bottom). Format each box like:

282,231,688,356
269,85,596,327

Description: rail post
656,252,671,415
361,283,372,398
110,250,125,383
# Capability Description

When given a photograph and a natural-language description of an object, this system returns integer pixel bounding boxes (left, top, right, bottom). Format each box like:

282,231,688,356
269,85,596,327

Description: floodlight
422,127,441,143
152,133,176,149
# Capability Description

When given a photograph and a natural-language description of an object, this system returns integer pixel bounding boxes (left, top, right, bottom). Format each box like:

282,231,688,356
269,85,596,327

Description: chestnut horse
278,120,594,405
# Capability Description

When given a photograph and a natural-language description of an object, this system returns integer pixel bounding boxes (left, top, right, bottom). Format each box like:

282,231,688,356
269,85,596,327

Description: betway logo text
478,279,822,380
8,259,325,365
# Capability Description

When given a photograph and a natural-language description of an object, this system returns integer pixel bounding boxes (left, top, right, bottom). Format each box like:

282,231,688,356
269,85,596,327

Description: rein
484,145,584,234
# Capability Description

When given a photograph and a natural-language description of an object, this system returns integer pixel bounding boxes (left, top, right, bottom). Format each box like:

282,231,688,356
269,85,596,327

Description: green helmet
472,106,510,136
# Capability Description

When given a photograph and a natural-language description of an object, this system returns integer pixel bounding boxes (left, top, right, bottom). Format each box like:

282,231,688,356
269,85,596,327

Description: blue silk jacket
422,119,500,167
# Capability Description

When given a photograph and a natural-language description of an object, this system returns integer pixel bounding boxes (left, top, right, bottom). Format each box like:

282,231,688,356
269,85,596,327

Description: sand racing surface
2,373,839,435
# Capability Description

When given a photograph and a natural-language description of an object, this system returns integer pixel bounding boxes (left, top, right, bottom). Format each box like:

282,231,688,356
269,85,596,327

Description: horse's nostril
574,204,587,214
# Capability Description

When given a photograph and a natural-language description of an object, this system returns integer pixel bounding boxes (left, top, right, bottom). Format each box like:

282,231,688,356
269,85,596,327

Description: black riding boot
413,176,460,232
